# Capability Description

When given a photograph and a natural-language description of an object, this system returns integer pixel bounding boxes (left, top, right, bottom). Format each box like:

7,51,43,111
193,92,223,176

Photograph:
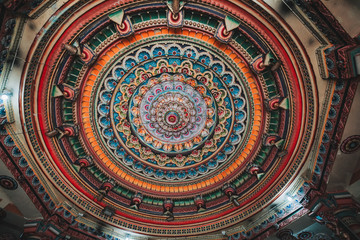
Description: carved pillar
305,191,360,240
22,218,66,240
335,208,360,239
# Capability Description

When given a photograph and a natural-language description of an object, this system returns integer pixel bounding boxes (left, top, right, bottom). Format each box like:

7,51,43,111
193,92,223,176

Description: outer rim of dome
18,0,318,236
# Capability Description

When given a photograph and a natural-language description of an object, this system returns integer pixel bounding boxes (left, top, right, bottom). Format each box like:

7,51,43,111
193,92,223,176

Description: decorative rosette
96,41,247,179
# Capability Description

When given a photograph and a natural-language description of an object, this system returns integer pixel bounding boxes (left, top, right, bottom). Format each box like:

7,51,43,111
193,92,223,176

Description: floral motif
96,41,248,178
127,74,216,155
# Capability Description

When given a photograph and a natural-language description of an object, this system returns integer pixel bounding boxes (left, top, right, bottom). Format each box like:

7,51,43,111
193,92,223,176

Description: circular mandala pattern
21,0,317,237
0,175,18,190
340,135,360,154
96,39,248,180
128,74,216,154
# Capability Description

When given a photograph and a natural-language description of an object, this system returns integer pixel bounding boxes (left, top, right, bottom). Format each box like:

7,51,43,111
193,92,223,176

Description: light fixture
0,89,12,101
1,95,8,101
286,193,297,203
125,233,130,240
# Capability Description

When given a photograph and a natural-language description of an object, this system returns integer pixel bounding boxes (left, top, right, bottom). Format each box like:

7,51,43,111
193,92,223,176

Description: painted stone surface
15,0,318,237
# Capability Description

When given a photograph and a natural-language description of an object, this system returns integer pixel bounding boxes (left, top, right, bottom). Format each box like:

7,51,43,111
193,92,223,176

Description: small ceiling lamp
98,179,115,201
130,192,143,210
163,199,174,221
222,183,240,207
194,195,206,212
0,89,12,101
247,164,265,180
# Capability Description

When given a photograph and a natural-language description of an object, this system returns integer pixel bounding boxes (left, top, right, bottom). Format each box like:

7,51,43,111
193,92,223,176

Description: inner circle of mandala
129,76,214,154
150,93,195,134
93,37,250,181
140,81,206,143
164,111,180,126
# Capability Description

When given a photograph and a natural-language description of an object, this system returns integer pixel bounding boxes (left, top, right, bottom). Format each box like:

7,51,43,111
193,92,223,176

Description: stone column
335,208,360,239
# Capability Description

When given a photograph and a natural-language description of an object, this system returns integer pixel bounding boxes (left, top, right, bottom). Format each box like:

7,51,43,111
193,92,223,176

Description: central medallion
152,93,194,135
100,41,247,174
164,111,180,126
129,73,217,154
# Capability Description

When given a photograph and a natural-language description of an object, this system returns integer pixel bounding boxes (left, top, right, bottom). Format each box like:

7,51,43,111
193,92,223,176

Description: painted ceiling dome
18,0,317,238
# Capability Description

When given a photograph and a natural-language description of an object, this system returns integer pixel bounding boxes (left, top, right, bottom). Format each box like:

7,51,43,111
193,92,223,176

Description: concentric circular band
21,0,316,236
128,74,216,154
81,32,260,190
